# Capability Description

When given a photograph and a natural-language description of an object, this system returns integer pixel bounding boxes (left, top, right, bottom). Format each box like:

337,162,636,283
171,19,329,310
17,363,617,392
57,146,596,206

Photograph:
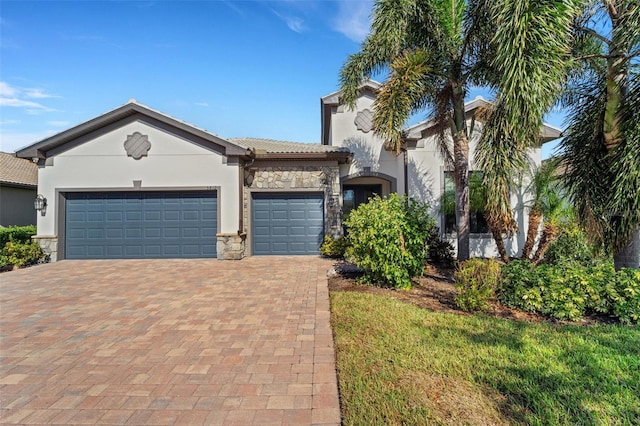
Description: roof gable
404,97,562,143
321,80,382,145
15,100,249,160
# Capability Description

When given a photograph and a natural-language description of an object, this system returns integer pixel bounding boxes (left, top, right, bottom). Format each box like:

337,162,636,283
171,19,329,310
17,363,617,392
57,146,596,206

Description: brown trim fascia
251,152,352,163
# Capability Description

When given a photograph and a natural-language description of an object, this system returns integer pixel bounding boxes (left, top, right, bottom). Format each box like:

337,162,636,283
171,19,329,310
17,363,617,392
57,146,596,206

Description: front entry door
342,184,382,216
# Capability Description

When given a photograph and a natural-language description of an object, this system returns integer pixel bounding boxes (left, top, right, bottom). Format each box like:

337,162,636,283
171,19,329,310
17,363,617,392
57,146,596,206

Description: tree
522,160,560,260
485,0,639,269
339,0,496,261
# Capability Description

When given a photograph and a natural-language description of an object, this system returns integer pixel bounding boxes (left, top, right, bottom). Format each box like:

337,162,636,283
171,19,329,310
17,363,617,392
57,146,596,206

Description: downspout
403,147,409,196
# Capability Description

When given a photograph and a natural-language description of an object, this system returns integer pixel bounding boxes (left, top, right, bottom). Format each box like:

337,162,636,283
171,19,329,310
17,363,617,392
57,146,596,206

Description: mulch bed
328,261,613,326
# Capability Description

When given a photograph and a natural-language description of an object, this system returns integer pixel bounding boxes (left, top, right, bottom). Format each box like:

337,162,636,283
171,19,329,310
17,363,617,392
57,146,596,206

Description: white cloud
0,81,58,112
0,97,53,111
195,102,209,107
332,0,372,43
25,88,58,99
272,9,306,33
0,81,18,97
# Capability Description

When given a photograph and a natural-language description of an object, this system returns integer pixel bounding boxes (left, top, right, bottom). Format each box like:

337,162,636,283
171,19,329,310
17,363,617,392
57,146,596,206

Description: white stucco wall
329,92,405,193
407,119,541,258
36,120,241,236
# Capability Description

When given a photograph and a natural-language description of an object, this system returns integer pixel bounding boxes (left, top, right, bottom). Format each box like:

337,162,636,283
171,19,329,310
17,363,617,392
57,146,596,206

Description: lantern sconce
34,194,47,216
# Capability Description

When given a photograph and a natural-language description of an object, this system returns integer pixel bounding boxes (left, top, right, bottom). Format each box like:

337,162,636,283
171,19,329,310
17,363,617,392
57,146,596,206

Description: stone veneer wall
216,233,246,260
32,235,57,262
243,164,343,238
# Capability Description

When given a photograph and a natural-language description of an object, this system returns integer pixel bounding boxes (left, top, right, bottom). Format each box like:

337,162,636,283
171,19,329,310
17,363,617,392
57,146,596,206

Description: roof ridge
230,137,322,145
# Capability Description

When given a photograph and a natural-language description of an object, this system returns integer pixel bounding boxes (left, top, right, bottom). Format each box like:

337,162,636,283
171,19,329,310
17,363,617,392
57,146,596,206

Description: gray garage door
65,191,217,259
252,193,324,255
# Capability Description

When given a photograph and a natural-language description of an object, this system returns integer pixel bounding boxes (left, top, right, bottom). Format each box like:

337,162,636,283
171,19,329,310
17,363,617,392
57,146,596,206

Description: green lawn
331,291,640,425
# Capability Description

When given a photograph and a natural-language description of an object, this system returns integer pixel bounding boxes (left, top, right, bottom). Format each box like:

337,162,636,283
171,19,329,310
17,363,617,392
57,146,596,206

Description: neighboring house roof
15,99,250,160
0,152,37,188
231,137,351,163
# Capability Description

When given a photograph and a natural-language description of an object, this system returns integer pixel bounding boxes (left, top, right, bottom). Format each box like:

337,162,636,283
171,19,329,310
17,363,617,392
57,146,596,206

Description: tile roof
230,137,350,154
0,152,37,187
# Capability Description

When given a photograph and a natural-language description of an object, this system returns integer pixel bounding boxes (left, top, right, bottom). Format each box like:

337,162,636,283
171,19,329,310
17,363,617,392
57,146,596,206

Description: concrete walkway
0,257,340,425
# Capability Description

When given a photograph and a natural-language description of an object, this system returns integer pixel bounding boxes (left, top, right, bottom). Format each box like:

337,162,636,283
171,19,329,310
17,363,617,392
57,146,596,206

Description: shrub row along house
16,81,561,261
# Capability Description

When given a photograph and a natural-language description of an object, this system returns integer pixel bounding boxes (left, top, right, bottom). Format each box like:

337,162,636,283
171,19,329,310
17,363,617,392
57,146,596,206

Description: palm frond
339,0,438,109
489,0,577,148
475,103,529,236
373,49,436,154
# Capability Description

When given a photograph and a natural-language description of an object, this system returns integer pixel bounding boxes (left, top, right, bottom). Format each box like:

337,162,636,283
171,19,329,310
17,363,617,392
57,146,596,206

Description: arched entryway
341,172,397,217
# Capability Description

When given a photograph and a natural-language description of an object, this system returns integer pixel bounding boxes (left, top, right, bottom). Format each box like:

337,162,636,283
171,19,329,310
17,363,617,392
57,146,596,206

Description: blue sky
0,1,563,157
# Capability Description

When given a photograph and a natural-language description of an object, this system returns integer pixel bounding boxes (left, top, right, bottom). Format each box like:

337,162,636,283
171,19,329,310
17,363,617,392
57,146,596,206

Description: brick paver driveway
0,257,340,425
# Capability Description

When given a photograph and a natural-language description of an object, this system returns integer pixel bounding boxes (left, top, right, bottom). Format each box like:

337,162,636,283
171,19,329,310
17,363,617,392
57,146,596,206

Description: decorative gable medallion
124,132,151,159
354,109,373,133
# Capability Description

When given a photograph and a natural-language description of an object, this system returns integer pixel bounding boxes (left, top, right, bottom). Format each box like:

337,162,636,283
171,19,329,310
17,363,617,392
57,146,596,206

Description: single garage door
252,193,324,255
65,191,217,259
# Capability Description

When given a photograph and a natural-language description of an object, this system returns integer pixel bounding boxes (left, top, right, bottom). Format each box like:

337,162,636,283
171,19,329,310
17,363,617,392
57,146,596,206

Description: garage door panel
65,192,217,259
126,211,141,221
106,212,123,222
252,193,323,255
145,228,162,238
272,211,288,220
67,211,86,222
164,211,181,221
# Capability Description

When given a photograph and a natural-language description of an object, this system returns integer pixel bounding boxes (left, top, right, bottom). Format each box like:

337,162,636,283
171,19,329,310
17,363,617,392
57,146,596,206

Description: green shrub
344,194,435,289
499,261,640,323
454,258,501,311
320,235,349,258
543,221,611,266
607,268,640,325
0,225,37,246
0,241,46,268
426,227,455,266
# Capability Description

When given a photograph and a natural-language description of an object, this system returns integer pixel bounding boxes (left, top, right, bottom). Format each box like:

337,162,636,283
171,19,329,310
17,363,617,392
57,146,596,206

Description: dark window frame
443,171,489,235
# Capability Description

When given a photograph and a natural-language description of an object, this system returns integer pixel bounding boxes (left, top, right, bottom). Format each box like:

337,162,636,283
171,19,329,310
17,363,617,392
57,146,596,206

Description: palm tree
522,160,560,260
339,0,496,261
484,0,639,269
531,185,567,264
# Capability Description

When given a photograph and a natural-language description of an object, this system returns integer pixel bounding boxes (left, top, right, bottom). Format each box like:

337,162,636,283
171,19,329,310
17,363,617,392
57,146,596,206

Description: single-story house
16,82,561,261
0,152,38,227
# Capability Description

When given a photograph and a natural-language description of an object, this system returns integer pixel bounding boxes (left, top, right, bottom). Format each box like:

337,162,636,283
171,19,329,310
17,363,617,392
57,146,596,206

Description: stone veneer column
216,233,247,260
32,235,57,262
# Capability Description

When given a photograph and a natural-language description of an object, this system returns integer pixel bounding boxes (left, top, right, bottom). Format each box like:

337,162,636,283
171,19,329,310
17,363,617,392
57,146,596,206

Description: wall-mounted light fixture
34,194,47,216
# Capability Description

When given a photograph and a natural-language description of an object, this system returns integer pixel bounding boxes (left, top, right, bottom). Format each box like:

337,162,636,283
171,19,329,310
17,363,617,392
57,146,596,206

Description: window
442,171,489,234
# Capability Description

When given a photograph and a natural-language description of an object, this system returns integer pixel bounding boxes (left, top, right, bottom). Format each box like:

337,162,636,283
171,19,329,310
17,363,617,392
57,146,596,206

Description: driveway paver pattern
0,257,340,425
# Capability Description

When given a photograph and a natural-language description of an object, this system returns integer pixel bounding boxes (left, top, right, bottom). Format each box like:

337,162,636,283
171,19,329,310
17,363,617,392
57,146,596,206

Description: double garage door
65,192,217,259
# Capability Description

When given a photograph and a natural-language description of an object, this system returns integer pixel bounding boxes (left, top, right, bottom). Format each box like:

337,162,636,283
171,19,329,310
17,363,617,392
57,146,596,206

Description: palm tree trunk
452,85,470,261
522,206,542,260
532,222,558,265
614,230,639,270
603,3,626,152
487,217,509,263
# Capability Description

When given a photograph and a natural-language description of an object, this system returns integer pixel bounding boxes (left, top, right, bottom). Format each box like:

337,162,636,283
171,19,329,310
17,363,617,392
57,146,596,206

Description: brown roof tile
0,152,38,187
230,137,350,154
